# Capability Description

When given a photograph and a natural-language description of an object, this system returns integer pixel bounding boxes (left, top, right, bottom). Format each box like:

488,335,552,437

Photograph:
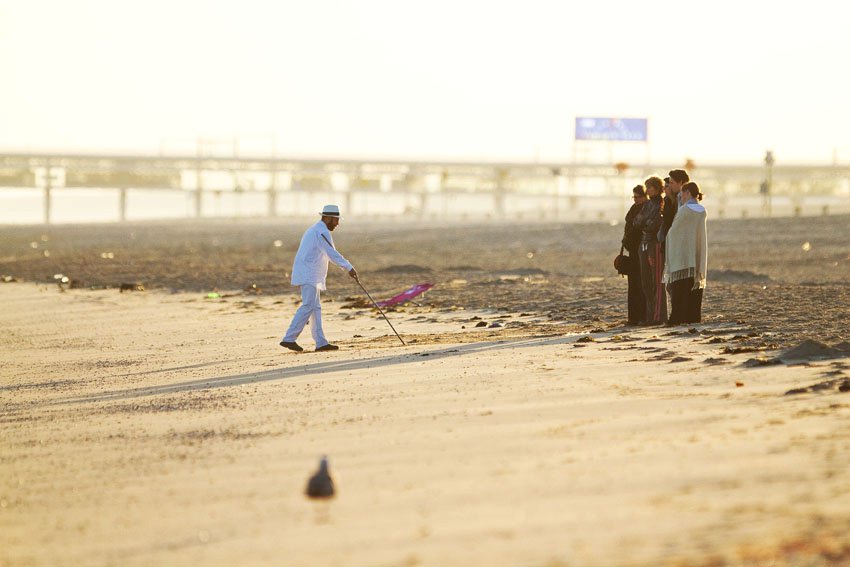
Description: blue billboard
575,117,648,142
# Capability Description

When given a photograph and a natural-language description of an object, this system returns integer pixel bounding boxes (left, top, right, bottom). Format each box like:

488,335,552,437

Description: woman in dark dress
633,176,667,324
622,184,647,324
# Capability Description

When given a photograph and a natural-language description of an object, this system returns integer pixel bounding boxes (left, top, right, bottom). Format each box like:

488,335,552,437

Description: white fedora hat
320,204,341,217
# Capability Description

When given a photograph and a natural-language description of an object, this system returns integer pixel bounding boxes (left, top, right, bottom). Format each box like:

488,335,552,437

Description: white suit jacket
290,221,353,290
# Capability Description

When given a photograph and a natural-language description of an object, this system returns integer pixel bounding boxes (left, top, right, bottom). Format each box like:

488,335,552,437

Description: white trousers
283,284,328,347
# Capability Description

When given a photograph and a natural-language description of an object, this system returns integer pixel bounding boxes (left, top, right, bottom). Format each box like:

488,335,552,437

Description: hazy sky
2,0,849,164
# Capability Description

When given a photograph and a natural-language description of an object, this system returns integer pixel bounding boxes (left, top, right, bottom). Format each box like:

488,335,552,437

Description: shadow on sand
57,333,586,406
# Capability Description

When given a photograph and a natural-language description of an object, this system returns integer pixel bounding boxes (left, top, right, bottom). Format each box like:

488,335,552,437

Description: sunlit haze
2,0,849,164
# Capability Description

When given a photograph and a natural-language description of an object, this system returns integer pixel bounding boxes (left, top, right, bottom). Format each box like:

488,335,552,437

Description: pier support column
194,188,203,218
494,168,507,219
43,186,51,225
267,168,278,217
43,160,52,225
119,188,128,222
195,159,203,218
267,187,278,217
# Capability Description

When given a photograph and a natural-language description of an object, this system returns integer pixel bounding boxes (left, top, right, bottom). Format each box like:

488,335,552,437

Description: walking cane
320,233,405,346
355,277,406,346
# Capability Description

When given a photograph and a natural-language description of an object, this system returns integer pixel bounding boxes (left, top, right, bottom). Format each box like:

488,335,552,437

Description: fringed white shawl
663,202,708,288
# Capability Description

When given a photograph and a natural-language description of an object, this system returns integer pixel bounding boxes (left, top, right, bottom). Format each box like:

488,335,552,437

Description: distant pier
1,151,849,223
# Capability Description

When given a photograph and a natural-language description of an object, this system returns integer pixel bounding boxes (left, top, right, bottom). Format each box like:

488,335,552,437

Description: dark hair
632,184,646,196
681,181,703,201
644,176,663,193
669,169,690,184
663,176,670,184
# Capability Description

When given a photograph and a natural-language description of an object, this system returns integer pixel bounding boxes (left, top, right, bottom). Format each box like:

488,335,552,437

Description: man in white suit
281,204,358,352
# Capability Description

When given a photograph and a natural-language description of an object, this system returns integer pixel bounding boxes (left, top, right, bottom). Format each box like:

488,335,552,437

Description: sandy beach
2,214,849,346
2,216,850,566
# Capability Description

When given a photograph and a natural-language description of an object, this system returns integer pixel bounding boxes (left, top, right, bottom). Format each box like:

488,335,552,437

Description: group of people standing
621,169,708,326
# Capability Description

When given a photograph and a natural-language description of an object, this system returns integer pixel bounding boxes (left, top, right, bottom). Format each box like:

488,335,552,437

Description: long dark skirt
626,250,644,324
638,241,667,324
669,277,703,324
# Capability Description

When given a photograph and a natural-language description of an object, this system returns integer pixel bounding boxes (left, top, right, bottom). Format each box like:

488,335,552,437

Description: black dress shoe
280,341,303,352
315,344,339,352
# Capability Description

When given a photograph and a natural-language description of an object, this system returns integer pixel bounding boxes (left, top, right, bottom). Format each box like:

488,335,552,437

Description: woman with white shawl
663,182,708,324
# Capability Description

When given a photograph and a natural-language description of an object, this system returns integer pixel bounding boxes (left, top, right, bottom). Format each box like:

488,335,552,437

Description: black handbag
614,246,631,276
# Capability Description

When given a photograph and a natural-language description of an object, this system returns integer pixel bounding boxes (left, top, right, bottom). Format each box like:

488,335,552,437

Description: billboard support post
573,117,649,221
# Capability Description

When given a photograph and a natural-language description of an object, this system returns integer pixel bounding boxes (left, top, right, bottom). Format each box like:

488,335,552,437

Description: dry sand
2,216,850,566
